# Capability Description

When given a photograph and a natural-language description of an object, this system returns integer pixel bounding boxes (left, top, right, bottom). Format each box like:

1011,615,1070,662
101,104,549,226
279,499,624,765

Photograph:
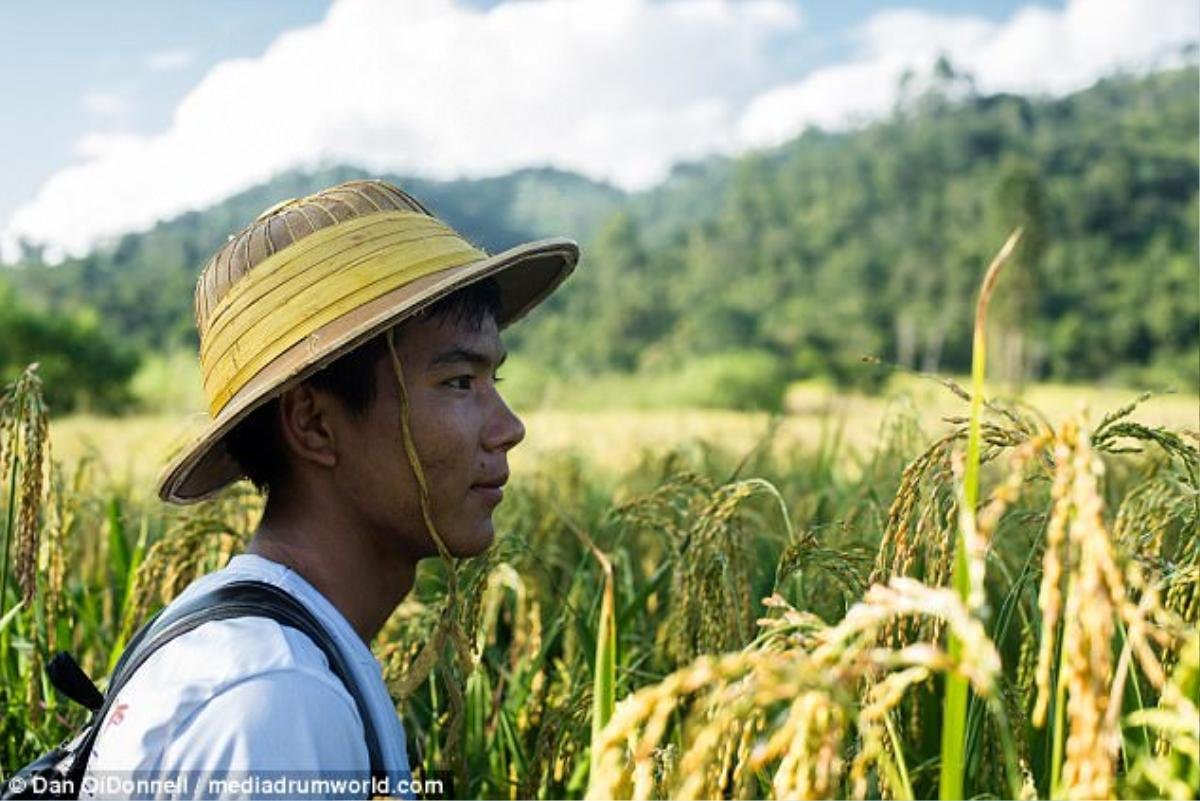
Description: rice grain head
589,578,1000,800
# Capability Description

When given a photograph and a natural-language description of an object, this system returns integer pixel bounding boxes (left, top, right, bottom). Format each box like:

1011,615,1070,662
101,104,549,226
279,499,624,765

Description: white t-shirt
82,554,413,800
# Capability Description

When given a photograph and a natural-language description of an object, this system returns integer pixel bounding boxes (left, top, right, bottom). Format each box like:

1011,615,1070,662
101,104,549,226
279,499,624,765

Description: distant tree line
2,64,1196,411
509,64,1198,394
0,279,137,412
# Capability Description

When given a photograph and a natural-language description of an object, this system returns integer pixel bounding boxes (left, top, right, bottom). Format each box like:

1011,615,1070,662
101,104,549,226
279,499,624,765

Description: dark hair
225,277,503,494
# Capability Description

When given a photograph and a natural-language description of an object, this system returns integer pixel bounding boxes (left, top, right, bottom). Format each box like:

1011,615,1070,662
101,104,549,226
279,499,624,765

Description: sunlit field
48,379,1198,491
7,221,1199,801
2,353,1196,800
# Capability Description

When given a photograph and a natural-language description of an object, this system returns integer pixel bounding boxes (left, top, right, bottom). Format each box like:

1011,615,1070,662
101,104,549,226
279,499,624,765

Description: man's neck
245,489,417,645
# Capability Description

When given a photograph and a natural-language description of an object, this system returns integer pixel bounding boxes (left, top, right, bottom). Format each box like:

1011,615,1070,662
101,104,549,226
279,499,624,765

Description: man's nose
484,392,525,452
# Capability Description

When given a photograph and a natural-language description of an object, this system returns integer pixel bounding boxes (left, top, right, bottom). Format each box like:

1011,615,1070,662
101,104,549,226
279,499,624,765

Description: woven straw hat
157,179,578,504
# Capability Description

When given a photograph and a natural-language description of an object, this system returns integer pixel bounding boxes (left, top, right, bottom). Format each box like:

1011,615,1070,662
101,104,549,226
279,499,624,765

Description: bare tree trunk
896,315,918,369
1028,338,1048,383
995,328,1028,392
921,325,946,374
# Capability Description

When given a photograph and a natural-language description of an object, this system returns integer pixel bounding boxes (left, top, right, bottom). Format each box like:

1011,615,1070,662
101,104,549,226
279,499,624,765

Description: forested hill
2,64,1197,409
4,166,626,348
514,65,1198,389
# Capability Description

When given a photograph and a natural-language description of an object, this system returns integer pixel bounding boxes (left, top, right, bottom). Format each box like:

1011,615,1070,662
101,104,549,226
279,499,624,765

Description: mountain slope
4,65,1196,391
5,166,625,348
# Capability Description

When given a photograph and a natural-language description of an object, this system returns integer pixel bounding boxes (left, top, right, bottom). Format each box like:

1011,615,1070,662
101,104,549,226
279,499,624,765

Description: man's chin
445,522,496,558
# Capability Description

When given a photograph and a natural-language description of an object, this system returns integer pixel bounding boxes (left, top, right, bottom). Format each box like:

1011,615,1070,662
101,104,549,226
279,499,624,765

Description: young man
81,180,578,798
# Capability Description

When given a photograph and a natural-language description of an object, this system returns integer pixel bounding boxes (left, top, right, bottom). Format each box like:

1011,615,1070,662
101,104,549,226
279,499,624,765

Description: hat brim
157,237,578,504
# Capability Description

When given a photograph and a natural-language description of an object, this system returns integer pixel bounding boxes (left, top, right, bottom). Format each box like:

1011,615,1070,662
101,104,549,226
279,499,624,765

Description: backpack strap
67,580,386,794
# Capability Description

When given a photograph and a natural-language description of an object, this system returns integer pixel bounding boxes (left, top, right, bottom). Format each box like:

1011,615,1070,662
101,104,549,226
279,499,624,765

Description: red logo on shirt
106,703,129,730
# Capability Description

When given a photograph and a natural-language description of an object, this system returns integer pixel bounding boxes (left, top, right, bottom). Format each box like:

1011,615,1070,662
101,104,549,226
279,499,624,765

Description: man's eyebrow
427,346,508,370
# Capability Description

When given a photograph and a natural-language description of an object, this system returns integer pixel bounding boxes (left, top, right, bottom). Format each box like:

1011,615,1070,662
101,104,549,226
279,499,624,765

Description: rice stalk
1122,630,1199,800
0,366,51,701
940,228,1022,801
1022,412,1194,800
615,474,788,668
569,522,617,791
0,365,50,614
589,577,1001,800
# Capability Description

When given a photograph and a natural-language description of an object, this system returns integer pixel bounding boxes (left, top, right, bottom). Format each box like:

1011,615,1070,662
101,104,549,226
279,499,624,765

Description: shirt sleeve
153,668,370,800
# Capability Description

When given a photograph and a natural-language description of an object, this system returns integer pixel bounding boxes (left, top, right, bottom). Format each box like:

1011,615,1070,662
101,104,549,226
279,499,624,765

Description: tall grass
1,239,1197,798
940,228,1024,800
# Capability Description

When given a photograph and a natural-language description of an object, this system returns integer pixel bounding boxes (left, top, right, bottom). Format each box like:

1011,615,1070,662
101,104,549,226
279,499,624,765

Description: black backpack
1,580,385,800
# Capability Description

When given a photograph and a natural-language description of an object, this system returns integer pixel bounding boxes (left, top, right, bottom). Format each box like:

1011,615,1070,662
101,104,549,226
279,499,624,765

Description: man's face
328,312,524,560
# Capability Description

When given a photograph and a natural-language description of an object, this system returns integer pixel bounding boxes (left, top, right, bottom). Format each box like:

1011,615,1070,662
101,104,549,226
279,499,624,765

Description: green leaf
940,229,1021,801
589,553,617,785
0,599,24,634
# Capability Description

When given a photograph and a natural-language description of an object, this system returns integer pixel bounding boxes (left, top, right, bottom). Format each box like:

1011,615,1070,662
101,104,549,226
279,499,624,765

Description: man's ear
277,384,339,469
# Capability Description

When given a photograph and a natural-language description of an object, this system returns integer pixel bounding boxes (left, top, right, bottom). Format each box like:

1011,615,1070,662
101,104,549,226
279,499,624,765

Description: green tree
0,279,138,413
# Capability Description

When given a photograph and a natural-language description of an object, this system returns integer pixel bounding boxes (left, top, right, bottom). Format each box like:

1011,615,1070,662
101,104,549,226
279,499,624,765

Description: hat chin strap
384,328,476,757
386,327,454,564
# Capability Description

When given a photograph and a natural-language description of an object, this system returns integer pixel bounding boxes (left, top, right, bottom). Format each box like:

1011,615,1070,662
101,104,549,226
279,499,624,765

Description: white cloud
72,132,144,160
144,48,196,72
4,0,799,259
4,0,1197,260
737,0,1199,147
80,90,131,117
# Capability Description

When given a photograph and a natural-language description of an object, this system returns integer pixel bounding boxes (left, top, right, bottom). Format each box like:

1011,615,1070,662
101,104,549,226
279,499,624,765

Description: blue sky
0,1,328,233
1,0,1194,259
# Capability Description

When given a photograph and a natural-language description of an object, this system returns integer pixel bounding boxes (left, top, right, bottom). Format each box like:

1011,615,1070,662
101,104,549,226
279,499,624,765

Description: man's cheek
415,449,460,489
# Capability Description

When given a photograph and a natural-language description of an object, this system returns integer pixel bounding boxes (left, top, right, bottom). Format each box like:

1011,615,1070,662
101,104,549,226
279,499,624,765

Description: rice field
45,380,1200,493
2,246,1198,799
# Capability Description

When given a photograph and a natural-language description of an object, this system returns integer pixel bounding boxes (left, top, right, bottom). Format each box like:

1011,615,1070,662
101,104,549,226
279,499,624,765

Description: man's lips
471,474,508,505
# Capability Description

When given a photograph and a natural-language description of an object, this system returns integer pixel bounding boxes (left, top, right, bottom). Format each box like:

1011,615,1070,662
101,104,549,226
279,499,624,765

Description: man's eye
445,373,502,390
